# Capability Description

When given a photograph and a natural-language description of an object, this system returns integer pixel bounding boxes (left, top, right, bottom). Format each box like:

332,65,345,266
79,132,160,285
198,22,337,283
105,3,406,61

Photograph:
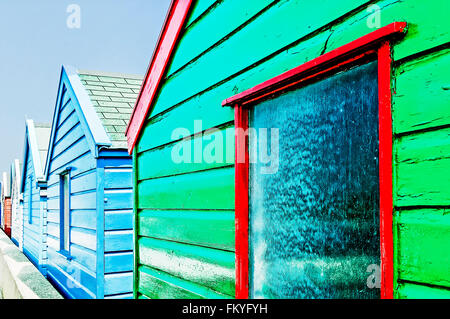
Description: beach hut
2,171,12,237
44,65,142,299
126,0,450,299
10,159,23,250
21,120,51,273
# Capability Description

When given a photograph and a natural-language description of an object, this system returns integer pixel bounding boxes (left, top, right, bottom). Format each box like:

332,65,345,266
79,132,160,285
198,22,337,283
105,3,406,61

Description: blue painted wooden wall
21,121,50,275
44,67,134,299
98,154,134,299
22,146,47,272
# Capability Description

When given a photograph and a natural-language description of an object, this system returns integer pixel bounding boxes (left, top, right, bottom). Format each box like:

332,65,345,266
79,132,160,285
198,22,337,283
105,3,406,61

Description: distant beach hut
21,120,51,273
1,171,12,237
10,159,23,249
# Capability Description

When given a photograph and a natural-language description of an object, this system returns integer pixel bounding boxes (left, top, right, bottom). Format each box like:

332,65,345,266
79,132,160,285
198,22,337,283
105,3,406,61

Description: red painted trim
234,105,249,299
378,41,394,299
223,22,406,107
126,0,193,154
231,23,407,299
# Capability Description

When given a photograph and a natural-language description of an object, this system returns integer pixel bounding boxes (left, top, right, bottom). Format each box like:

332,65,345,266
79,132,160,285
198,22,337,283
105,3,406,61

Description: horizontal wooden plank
70,170,97,195
47,235,60,252
54,110,78,145
104,272,133,296
60,89,71,113
395,209,450,288
70,209,97,230
138,210,234,250
393,48,450,134
104,169,132,189
104,190,133,210
138,126,234,180
138,265,232,299
105,210,133,231
138,237,235,296
395,128,450,206
71,227,96,251
396,282,450,299
105,251,133,273
58,97,74,127
71,243,97,273
71,191,97,210
47,198,60,211
50,137,91,175
137,166,234,210
105,230,133,252
47,222,60,240
167,0,275,76
53,123,84,160
185,0,217,27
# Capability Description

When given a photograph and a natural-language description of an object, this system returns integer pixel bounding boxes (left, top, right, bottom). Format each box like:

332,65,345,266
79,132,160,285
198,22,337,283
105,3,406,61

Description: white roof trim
26,120,44,179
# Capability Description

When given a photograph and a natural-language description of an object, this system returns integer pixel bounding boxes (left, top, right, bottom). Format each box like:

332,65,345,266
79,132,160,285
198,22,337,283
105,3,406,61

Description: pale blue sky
0,0,170,175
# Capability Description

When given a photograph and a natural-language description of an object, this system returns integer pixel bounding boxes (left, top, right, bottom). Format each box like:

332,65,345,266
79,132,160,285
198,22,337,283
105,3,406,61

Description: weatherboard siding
10,163,23,250
22,147,47,272
134,0,450,299
3,198,12,237
46,85,98,299
44,66,137,299
101,157,134,299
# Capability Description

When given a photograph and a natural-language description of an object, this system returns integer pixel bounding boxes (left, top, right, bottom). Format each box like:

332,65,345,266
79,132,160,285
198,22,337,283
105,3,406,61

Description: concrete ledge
0,229,63,299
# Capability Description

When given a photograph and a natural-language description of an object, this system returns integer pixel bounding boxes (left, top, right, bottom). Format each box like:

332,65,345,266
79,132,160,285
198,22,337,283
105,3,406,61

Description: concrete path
0,229,63,299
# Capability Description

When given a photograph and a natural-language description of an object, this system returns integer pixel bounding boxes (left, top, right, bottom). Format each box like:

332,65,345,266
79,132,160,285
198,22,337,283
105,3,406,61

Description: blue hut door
248,61,380,299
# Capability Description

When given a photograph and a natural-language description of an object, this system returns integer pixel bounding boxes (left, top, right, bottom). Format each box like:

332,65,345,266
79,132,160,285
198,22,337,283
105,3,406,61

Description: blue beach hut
21,120,51,272
43,65,142,299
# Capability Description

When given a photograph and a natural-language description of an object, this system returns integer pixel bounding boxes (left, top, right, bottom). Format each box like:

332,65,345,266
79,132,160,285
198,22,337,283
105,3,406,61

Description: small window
60,173,70,253
28,176,32,224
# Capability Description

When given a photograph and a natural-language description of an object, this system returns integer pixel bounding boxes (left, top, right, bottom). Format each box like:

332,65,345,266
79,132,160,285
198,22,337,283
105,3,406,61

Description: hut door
248,61,381,298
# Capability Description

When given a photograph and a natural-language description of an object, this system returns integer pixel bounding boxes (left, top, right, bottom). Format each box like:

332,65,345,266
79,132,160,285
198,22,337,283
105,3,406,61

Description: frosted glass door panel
249,62,380,299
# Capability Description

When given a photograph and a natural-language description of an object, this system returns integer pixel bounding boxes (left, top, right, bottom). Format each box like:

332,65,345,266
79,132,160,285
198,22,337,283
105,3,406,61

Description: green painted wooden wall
135,0,450,298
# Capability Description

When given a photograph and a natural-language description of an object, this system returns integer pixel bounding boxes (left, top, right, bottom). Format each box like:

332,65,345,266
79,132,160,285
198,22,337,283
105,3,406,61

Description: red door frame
223,22,407,299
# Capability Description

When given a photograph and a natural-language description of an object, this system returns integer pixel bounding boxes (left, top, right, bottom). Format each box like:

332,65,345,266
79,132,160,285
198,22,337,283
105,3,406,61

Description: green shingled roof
78,70,143,149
